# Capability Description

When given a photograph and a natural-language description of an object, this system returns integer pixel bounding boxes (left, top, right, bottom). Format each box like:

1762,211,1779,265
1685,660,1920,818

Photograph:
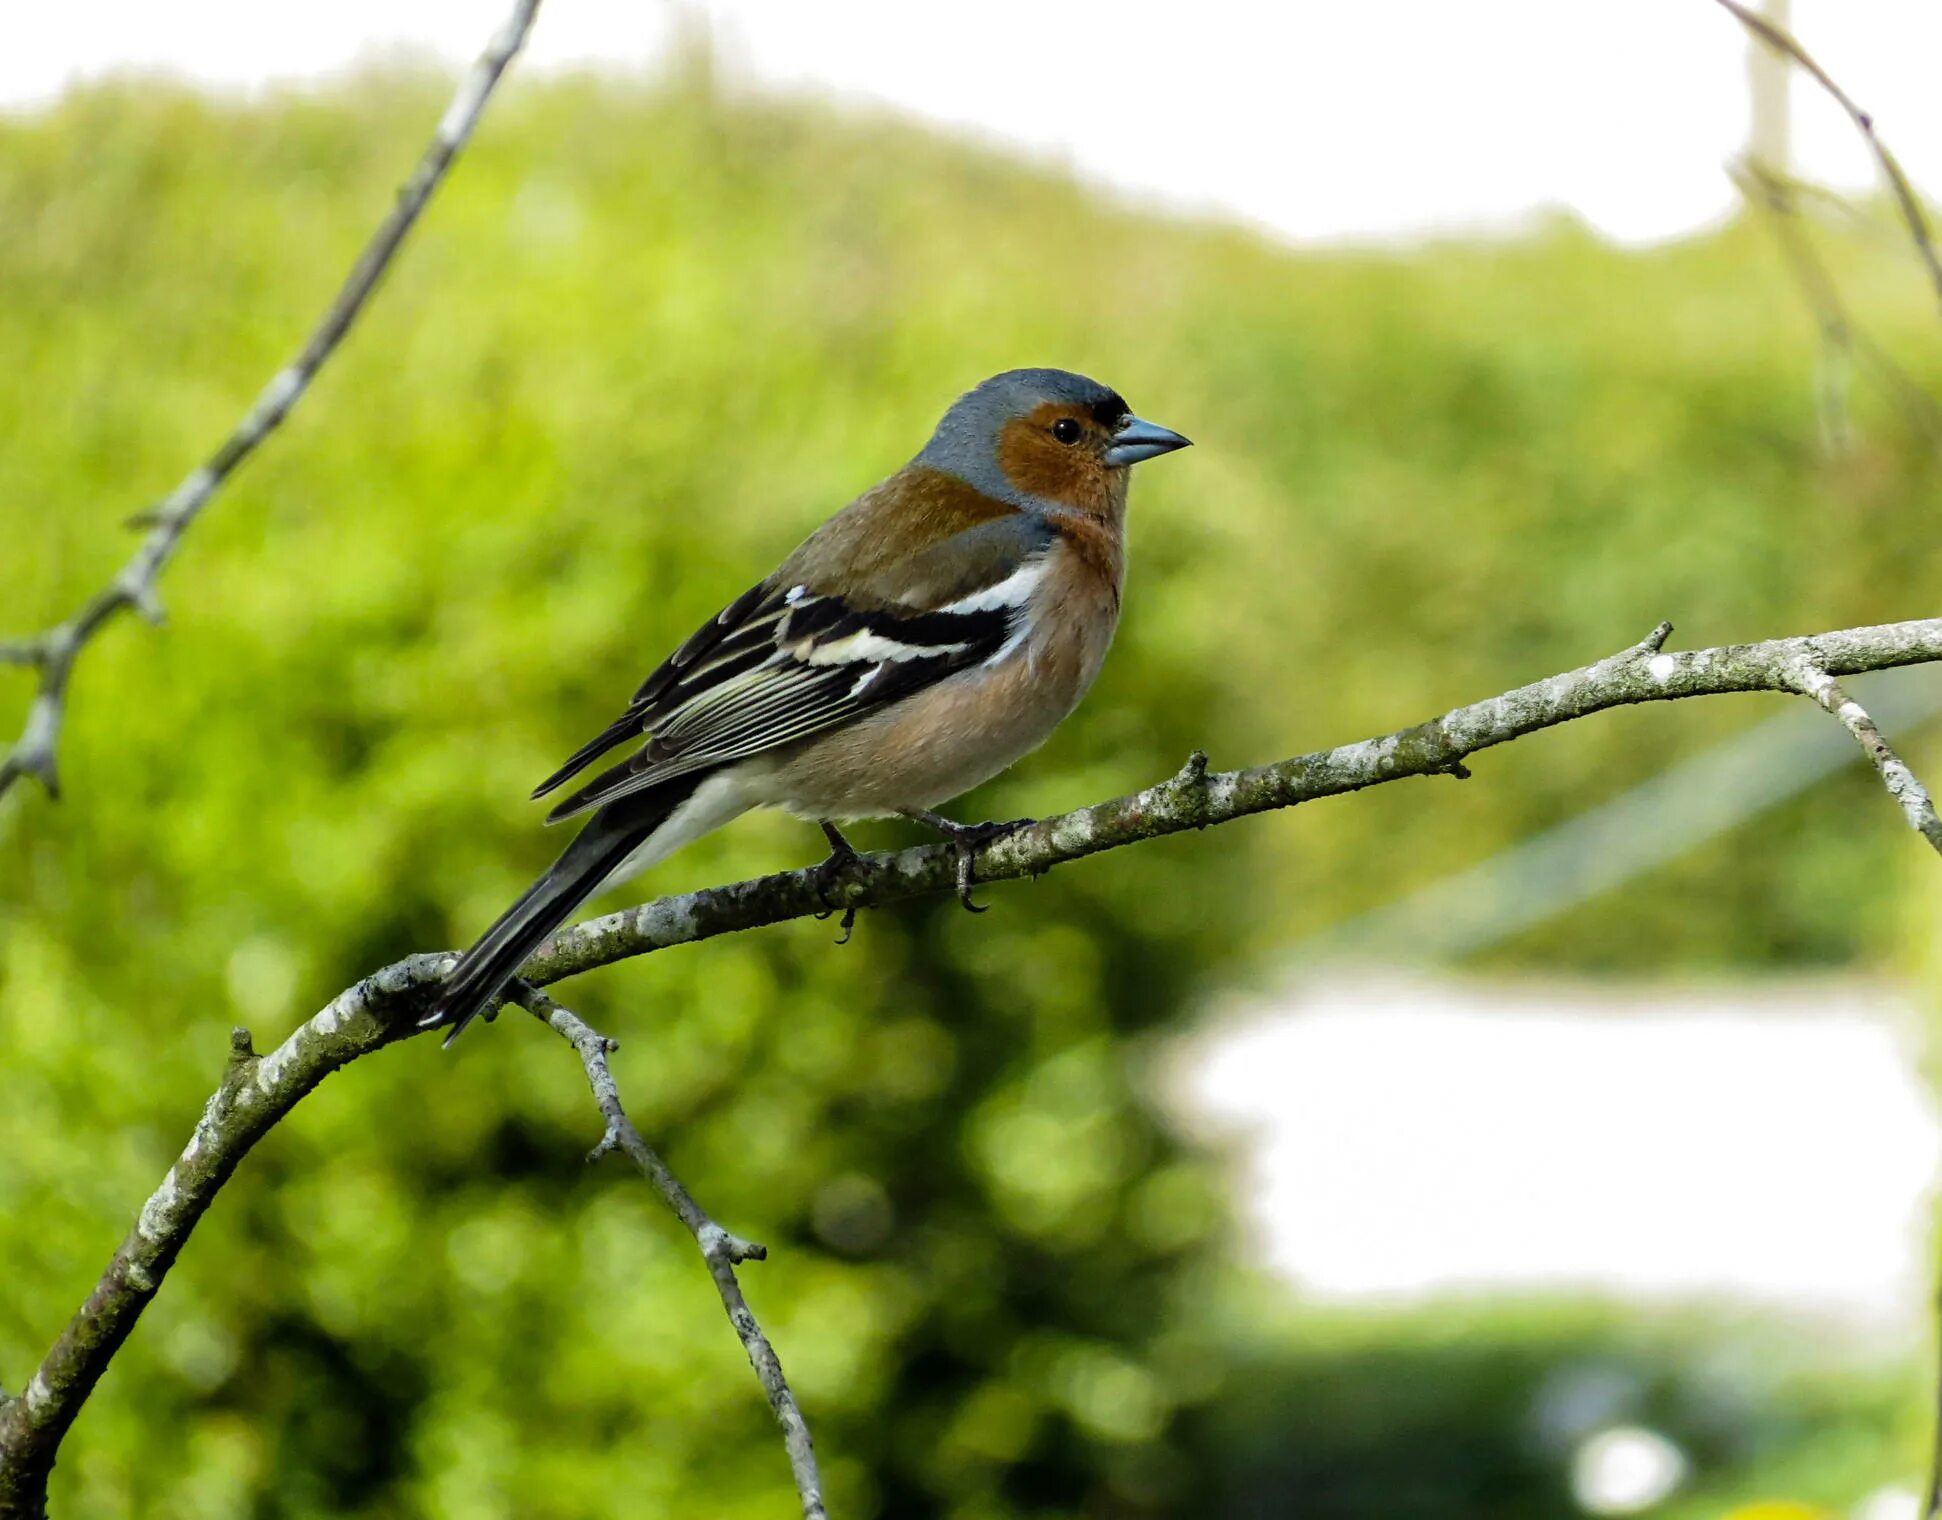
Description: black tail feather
530,710,644,801
431,779,701,1044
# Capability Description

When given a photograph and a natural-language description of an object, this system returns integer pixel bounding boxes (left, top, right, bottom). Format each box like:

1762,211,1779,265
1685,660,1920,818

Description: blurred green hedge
2,63,1938,1518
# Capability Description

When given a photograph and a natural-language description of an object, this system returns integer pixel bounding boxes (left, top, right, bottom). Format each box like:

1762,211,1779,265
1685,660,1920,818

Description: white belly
595,771,757,893
741,623,1110,821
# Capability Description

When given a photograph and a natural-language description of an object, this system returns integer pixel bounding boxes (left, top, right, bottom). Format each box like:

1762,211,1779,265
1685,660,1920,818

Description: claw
901,810,1034,913
811,821,869,942
954,846,989,913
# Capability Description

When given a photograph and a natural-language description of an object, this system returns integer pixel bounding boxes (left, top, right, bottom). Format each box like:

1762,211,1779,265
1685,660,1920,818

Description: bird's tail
429,777,704,1044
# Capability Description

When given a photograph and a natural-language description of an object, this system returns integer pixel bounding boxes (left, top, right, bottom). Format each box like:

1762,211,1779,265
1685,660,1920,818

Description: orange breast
747,535,1123,818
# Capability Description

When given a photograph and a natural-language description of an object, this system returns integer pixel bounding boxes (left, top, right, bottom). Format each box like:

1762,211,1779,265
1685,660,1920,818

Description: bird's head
918,368,1191,515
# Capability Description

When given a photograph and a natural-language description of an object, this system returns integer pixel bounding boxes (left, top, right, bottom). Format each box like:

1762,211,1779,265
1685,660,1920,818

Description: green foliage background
2,64,1938,1518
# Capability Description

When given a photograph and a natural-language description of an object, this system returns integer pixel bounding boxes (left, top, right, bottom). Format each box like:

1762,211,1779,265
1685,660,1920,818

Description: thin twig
1712,0,1942,313
522,991,828,1520
0,0,543,804
1790,663,1942,855
1731,159,1942,452
1792,675,1942,1520
1732,159,1856,450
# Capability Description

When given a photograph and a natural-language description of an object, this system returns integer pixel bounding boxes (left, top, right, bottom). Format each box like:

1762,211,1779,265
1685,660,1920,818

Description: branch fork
522,991,818,1516
1787,661,1942,855
0,0,545,808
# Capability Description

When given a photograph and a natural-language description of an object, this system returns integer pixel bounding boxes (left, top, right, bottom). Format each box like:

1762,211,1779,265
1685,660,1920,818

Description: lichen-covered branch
0,0,542,805
1790,664,1942,855
523,992,827,1520
1712,0,1942,313
5,612,1942,1515
0,964,443,1517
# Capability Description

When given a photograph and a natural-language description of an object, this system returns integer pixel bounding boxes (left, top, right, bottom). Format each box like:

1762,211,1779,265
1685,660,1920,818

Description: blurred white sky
6,1,1942,245
1182,974,1939,1330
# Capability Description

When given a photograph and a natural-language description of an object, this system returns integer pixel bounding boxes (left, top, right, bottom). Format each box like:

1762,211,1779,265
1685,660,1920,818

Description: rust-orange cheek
996,416,1109,510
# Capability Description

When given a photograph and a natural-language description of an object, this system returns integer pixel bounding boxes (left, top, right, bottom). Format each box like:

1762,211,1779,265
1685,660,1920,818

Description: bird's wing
532,515,1053,822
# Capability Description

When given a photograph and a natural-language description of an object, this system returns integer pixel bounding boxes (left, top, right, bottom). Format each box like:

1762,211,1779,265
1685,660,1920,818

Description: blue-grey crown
916,368,1129,500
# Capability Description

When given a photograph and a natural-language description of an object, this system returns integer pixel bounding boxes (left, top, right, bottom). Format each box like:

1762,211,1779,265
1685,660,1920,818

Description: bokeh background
4,4,1942,1517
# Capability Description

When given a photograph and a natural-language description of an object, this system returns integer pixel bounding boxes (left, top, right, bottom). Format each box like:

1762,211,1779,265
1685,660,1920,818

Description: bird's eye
1051,417,1082,445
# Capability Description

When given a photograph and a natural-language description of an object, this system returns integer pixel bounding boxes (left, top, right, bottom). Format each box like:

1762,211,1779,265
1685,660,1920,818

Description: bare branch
1730,159,1942,453
523,991,828,1520
7,612,1942,1513
1789,663,1942,855
0,0,543,805
1712,0,1942,313
1700,14,1942,1482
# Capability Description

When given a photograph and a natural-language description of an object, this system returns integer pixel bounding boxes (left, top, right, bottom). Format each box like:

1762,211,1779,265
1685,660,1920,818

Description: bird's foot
811,821,870,944
901,810,1035,913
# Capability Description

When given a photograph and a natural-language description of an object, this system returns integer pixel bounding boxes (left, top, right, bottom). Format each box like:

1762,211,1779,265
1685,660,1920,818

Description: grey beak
1104,415,1193,468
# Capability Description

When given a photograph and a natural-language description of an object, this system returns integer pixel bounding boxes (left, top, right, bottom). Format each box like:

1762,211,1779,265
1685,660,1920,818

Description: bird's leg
817,820,862,872
812,820,868,943
899,808,1035,913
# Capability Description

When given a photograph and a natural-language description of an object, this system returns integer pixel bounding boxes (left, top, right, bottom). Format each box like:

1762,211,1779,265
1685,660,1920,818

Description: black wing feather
534,529,1047,822
531,583,787,801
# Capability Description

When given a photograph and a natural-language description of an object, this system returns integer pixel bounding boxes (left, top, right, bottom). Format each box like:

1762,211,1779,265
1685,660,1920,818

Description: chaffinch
430,368,1191,1039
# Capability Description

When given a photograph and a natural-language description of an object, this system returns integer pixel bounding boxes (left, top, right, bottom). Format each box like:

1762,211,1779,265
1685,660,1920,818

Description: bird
427,368,1191,1041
